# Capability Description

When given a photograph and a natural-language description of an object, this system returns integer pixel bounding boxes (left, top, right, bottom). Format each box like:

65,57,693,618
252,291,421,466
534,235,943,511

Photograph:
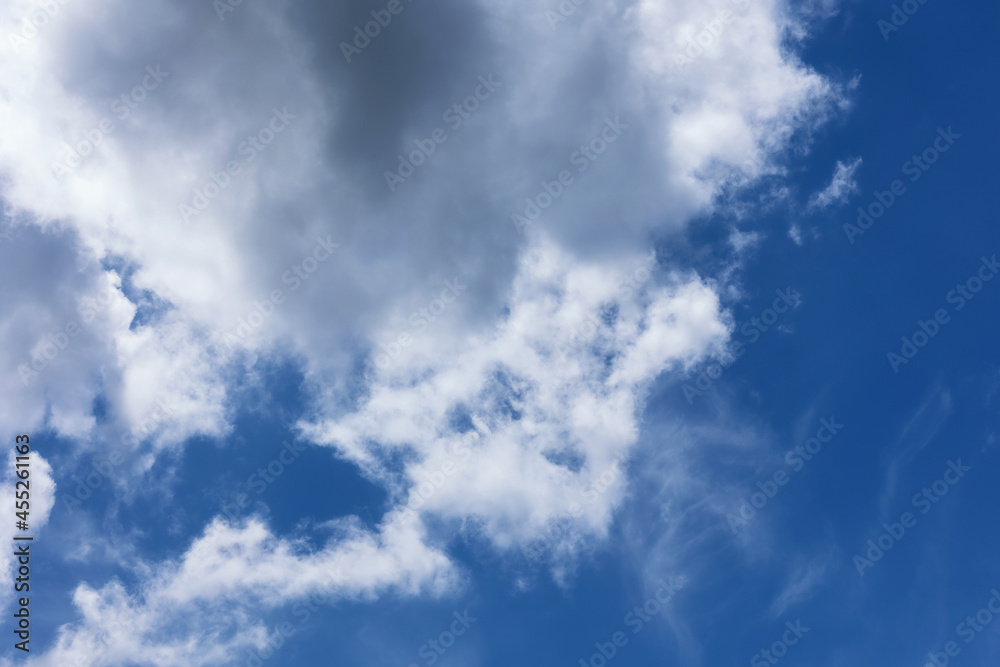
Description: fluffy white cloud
0,450,55,613
9,512,456,667
0,0,845,447
0,0,850,661
303,235,729,554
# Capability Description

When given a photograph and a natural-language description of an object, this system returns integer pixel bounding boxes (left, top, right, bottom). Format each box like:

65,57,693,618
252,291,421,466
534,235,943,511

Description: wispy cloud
770,561,829,617
788,224,804,246
809,157,863,209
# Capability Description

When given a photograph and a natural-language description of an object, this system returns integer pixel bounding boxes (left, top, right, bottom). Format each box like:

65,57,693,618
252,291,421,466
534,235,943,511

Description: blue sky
0,0,998,665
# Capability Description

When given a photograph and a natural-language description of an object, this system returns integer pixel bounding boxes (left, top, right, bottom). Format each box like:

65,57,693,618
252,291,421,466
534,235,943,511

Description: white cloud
11,513,457,667
770,560,829,616
788,224,803,246
0,0,848,450
0,450,55,613
729,229,762,253
0,0,852,661
15,234,731,664
303,234,730,558
809,157,862,209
